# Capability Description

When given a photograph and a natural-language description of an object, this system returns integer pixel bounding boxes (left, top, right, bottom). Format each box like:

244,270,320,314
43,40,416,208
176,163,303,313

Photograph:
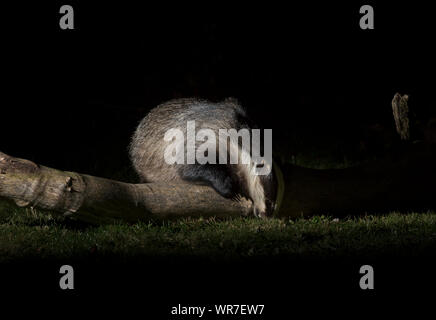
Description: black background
2,2,435,175
1,1,435,316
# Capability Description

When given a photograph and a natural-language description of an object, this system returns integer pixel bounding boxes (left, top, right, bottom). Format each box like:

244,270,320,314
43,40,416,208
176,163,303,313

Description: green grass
1,199,436,264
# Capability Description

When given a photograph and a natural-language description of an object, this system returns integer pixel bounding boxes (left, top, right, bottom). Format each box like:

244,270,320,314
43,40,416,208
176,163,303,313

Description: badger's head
244,159,283,218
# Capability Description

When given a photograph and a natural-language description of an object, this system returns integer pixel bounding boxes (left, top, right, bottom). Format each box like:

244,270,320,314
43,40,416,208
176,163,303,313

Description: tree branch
0,152,251,223
392,93,411,141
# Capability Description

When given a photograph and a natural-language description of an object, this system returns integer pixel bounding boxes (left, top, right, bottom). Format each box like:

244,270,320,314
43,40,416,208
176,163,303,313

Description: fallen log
278,144,436,218
0,152,251,223
1,141,435,223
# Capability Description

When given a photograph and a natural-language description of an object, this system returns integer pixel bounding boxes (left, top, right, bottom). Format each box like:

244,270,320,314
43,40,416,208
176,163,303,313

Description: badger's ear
223,97,240,105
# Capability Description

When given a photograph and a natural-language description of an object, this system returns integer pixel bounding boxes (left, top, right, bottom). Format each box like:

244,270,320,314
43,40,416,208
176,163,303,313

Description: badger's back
129,98,248,182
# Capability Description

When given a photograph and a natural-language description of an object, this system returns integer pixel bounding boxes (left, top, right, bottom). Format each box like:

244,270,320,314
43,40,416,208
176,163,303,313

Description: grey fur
129,98,277,216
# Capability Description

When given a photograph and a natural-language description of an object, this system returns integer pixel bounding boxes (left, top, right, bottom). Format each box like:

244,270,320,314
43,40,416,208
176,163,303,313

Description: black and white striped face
236,157,278,218
253,161,278,217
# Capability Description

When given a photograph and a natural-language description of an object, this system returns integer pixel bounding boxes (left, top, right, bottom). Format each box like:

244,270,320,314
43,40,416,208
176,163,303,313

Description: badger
129,98,282,217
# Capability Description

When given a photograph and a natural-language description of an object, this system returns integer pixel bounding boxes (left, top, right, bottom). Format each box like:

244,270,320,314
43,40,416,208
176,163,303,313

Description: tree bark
1,93,435,223
392,93,411,141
